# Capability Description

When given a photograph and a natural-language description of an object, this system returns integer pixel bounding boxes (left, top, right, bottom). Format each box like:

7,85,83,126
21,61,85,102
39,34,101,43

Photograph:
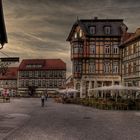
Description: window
59,71,63,78
133,44,137,53
26,64,42,68
49,71,53,78
21,80,24,87
76,83,80,91
35,80,38,87
45,80,48,88
113,44,119,54
104,62,110,73
38,80,41,87
58,80,62,87
104,26,111,35
89,61,95,73
73,46,79,53
74,65,82,73
26,65,32,68
73,43,83,54
133,62,137,73
105,45,110,54
42,71,46,77
35,71,38,78
74,61,82,73
128,63,131,74
26,71,29,77
21,71,24,77
42,80,46,87
124,48,127,57
32,71,35,78
38,71,41,77
28,71,30,78
63,71,66,78
128,46,132,55
54,71,57,78
89,42,96,54
49,80,52,87
25,80,29,87
54,80,57,87
90,26,96,34
32,80,35,86
113,63,118,73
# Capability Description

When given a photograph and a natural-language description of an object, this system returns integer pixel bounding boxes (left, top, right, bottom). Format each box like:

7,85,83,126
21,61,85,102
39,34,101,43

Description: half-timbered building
0,67,18,96
18,59,66,96
120,28,140,87
67,17,128,98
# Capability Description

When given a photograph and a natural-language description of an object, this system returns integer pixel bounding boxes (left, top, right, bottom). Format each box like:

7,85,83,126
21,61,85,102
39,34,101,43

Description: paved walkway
0,98,140,140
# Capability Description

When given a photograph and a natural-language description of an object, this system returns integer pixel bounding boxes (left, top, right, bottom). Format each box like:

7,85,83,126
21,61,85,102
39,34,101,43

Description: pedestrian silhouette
41,94,45,107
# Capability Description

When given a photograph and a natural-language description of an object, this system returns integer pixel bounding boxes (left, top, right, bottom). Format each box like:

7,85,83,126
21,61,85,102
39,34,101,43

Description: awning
89,85,140,91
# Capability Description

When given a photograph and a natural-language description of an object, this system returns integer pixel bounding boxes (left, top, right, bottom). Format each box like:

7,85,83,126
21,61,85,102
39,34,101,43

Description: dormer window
90,26,96,34
104,26,111,35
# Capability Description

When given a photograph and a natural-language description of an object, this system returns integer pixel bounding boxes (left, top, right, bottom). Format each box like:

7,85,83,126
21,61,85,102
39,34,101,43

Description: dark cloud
2,0,140,77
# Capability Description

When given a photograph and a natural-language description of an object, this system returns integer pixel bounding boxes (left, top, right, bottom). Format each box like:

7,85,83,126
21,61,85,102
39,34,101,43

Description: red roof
19,59,66,70
122,32,134,42
0,67,18,80
121,28,140,46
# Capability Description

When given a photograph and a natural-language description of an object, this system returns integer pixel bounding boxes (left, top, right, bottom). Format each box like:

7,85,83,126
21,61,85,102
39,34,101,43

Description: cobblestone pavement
0,98,140,140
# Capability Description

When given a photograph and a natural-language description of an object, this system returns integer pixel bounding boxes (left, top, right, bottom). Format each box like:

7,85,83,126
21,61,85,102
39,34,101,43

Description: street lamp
0,0,8,49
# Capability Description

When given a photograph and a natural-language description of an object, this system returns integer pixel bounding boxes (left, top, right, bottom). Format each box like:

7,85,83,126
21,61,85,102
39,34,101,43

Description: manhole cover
0,127,13,133
83,117,91,120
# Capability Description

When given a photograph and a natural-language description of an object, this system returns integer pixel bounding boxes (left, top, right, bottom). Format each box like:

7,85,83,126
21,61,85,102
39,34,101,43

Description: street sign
0,57,19,62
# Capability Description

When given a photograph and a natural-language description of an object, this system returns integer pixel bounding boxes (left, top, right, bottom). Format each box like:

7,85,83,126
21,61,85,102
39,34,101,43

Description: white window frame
104,62,110,73
89,42,96,54
104,26,111,35
89,61,95,73
105,45,110,54
113,64,119,73
113,44,119,54
90,26,96,34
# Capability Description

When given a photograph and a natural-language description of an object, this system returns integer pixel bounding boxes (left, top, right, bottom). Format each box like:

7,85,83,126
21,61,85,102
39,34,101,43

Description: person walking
41,94,45,107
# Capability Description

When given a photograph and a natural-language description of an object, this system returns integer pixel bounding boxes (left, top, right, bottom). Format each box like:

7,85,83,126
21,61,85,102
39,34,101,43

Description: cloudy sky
1,0,140,76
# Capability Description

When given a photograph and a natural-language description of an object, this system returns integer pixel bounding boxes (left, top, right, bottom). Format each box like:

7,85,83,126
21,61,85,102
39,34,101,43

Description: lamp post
0,0,8,48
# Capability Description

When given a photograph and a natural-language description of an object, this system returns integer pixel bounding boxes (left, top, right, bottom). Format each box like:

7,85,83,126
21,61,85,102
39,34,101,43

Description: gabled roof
0,0,8,46
0,67,18,80
19,59,66,70
66,18,127,41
